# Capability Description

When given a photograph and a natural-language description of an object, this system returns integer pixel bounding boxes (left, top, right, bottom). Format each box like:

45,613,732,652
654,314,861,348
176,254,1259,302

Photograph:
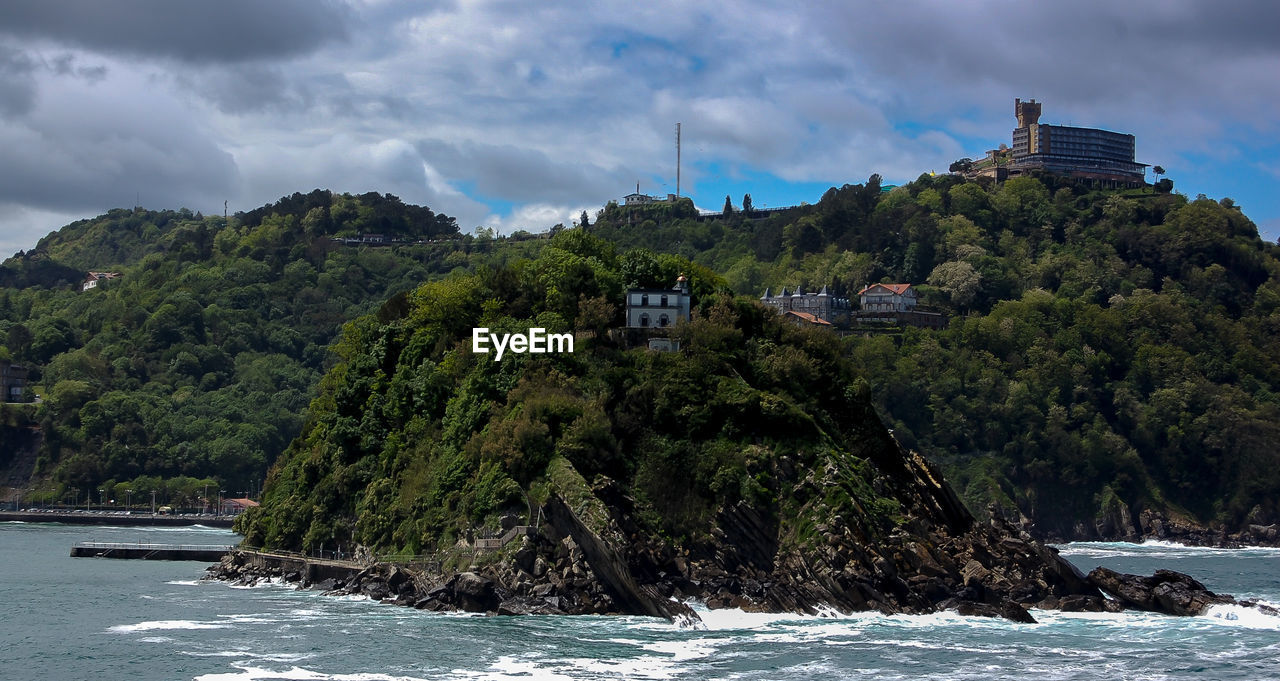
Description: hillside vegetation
238,229,907,555
0,190,524,503
5,172,1280,540
591,174,1280,537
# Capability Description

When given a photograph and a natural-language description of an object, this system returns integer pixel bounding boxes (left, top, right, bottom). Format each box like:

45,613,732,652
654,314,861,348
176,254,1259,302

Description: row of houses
619,277,946,348
760,283,947,330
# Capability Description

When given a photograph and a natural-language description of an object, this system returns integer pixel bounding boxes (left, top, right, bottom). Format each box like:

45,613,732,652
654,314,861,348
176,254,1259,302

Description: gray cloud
0,46,37,118
414,139,629,205
3,0,1280,255
0,64,238,215
0,0,351,63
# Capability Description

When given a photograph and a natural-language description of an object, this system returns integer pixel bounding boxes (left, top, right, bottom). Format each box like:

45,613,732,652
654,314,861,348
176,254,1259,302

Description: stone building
759,286,852,325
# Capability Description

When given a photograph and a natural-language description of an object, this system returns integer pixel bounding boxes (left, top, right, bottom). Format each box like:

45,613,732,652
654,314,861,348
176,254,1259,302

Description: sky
2,0,1279,258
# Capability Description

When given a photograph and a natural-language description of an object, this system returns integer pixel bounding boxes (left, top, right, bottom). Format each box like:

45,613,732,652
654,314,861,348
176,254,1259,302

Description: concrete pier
70,542,234,561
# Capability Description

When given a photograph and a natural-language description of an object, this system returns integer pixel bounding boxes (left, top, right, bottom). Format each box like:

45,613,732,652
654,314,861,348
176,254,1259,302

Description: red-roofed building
783,310,833,327
220,498,260,515
858,283,918,312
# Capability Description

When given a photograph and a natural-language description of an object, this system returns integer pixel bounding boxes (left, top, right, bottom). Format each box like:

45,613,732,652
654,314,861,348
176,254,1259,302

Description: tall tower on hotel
1015,98,1041,127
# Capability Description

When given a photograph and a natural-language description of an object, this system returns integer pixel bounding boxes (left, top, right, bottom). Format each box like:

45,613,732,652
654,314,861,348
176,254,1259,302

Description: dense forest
5,173,1280,540
238,229,894,556
0,190,535,507
589,174,1280,537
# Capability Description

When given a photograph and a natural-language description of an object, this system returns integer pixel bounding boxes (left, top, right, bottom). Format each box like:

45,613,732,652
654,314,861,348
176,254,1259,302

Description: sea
2,522,1279,680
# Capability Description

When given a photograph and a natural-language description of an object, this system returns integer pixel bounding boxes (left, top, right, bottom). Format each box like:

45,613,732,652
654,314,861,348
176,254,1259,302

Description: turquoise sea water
2,522,1279,680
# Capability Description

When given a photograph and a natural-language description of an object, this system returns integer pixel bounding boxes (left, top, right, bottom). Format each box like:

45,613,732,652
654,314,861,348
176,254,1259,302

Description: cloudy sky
2,0,1278,257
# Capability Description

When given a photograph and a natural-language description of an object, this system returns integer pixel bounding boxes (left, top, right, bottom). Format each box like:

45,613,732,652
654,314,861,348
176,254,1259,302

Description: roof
858,283,913,295
784,311,832,326
222,498,260,507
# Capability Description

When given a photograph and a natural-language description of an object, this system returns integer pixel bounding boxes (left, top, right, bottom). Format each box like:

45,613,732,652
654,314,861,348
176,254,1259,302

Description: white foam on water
109,619,230,633
138,636,174,643
195,663,431,681
166,579,204,586
568,655,686,680
1201,603,1280,629
640,637,716,662
1030,608,1173,630
689,606,803,631
1055,539,1280,560
452,655,575,681
186,651,319,663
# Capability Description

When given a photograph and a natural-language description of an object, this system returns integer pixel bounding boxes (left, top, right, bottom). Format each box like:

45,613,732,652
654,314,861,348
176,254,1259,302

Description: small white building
626,276,691,329
82,271,121,291
858,283,918,312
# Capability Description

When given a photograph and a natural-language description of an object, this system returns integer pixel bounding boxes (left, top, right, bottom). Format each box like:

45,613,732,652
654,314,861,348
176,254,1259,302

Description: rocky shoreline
205,529,1273,626
1030,507,1280,548
209,403,1279,626
205,500,1277,626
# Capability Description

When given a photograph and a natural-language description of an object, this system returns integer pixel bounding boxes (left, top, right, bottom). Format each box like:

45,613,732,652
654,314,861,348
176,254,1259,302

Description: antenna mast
675,123,681,197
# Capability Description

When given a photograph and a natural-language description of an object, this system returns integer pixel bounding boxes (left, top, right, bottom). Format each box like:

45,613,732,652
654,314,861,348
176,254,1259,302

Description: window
641,294,649,306
660,295,668,307
659,314,670,327
640,313,650,327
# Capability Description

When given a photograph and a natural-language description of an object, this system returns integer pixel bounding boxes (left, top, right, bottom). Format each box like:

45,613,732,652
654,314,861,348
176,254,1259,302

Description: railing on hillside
475,525,535,551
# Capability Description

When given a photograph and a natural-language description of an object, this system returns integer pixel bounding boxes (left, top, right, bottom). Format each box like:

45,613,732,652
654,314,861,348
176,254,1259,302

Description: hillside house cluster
758,283,946,331
759,286,852,327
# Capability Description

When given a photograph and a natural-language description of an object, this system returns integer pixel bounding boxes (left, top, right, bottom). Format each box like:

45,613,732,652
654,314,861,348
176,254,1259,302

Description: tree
927,260,982,307
1151,165,1166,193
579,210,590,228
742,194,753,213
949,158,974,173
723,196,735,216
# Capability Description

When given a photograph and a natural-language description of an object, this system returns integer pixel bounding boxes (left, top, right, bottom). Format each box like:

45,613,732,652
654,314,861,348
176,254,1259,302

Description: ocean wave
109,619,230,633
1201,603,1280,630
452,655,575,681
1055,540,1280,559
194,662,432,681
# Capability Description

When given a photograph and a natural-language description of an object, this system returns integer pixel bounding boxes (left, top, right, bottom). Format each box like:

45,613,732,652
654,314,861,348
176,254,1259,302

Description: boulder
452,571,499,613
1087,567,1234,616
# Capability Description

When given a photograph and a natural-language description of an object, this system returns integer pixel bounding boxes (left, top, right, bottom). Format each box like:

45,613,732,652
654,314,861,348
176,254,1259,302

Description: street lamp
150,490,156,515
98,488,105,511
125,489,133,513
218,490,225,517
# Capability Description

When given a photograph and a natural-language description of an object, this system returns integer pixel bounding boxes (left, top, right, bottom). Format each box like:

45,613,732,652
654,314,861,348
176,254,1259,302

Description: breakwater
0,510,234,528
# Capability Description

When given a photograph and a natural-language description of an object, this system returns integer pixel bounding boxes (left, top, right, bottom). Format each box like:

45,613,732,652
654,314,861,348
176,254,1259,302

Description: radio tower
675,122,681,198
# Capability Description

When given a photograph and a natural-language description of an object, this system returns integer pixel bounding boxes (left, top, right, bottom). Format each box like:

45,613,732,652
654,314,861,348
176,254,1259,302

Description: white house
626,276,691,329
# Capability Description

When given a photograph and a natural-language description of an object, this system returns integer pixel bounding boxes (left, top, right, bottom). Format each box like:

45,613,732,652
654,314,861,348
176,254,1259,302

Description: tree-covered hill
0,191,545,506
236,229,1106,621
6,171,1280,541
589,174,1280,539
